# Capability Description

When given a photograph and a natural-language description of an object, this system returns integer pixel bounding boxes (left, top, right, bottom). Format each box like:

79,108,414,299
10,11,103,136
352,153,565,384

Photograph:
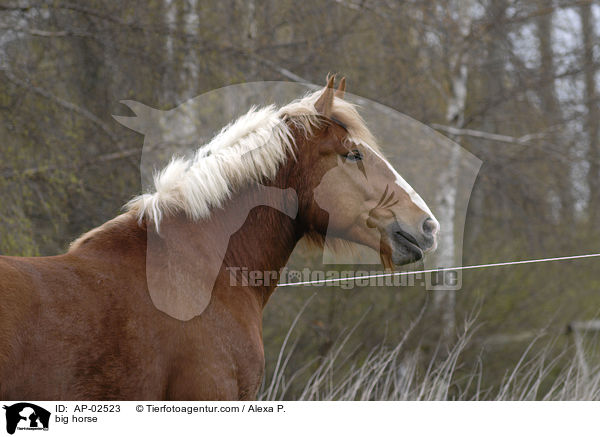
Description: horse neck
200,133,314,307
219,174,304,305
69,135,310,311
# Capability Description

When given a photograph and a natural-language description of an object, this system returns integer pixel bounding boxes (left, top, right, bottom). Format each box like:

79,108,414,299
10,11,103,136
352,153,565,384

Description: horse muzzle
387,218,439,266
389,223,423,265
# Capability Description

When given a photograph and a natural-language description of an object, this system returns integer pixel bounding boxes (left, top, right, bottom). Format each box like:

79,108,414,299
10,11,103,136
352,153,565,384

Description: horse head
287,75,439,268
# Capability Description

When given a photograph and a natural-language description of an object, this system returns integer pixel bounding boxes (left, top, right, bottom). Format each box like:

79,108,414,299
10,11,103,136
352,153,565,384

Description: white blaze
359,140,439,229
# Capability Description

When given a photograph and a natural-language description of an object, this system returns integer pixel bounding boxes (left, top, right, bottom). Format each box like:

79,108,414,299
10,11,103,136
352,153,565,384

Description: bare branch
430,124,550,145
3,69,118,142
0,148,140,179
246,54,310,83
2,69,139,168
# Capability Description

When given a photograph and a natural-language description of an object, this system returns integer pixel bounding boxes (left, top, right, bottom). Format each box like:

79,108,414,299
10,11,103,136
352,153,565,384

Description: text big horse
0,77,438,400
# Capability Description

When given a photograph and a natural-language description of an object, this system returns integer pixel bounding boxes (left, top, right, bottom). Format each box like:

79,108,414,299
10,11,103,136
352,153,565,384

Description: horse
0,76,439,400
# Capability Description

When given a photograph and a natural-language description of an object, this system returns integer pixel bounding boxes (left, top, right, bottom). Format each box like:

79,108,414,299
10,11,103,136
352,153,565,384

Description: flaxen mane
124,89,380,231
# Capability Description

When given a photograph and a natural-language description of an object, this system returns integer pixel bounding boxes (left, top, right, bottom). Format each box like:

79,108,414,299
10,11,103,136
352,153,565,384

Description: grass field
260,307,600,401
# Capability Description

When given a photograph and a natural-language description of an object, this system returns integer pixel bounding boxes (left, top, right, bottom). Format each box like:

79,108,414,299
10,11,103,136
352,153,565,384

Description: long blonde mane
125,89,379,230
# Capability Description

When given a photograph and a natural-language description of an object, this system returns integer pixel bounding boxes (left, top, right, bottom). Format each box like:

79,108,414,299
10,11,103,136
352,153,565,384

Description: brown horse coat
0,209,276,400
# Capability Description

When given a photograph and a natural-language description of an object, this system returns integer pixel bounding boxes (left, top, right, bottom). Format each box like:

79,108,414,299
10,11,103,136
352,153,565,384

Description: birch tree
579,1,599,228
433,0,476,341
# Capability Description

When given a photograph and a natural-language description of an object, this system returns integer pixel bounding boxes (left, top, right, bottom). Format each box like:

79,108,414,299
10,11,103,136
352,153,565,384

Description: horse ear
335,77,346,99
314,74,336,117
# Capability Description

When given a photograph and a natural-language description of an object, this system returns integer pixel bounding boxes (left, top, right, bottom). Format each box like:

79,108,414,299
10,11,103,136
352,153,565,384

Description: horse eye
344,150,363,161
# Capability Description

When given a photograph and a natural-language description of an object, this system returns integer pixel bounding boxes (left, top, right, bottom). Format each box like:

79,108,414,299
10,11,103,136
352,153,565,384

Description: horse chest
164,315,265,400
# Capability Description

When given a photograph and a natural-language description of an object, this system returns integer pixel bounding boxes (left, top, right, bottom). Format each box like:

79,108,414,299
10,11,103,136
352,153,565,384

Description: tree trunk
433,0,474,342
538,2,574,228
580,2,599,228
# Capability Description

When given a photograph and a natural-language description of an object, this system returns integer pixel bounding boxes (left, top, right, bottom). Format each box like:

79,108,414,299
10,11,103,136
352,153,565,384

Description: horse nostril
422,217,438,235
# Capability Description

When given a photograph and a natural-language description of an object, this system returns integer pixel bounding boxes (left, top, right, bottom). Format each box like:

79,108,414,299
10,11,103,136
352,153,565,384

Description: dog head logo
3,403,50,434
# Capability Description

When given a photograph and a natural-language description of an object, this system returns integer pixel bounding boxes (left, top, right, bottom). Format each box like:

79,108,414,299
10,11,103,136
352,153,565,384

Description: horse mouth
394,228,420,247
393,231,423,262
380,223,423,268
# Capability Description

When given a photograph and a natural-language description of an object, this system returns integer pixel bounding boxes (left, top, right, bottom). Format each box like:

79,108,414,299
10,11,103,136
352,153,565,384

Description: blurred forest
1,0,600,398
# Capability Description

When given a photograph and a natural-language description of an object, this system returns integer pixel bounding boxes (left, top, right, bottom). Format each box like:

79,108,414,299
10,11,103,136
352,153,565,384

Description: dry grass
259,305,600,401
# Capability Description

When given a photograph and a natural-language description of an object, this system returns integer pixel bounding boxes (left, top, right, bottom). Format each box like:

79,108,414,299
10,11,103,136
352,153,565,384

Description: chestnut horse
0,77,438,400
